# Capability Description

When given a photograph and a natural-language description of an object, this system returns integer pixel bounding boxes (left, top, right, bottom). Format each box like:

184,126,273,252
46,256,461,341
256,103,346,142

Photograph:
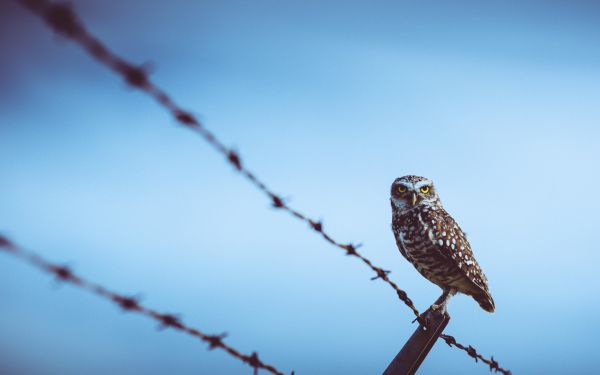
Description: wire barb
0,234,286,375
111,295,141,311
0,234,16,251
16,1,511,373
205,333,227,350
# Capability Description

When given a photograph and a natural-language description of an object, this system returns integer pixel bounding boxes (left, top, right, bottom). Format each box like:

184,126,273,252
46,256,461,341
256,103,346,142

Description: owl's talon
430,303,449,315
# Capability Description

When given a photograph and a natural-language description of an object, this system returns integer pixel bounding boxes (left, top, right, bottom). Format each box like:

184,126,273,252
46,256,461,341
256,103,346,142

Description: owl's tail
473,290,495,313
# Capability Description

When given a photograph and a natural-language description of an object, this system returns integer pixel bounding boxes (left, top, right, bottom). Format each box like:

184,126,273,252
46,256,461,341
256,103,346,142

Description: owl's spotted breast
393,206,463,287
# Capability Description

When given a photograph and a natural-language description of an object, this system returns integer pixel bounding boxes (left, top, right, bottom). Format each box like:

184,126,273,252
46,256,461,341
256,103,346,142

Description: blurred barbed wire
18,0,421,325
0,234,288,375
14,0,511,373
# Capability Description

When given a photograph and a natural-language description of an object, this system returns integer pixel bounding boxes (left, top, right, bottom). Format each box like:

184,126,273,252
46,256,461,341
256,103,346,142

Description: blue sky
1,1,599,374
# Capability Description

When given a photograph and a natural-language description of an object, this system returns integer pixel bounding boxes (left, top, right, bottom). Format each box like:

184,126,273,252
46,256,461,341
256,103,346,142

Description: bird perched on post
390,175,495,314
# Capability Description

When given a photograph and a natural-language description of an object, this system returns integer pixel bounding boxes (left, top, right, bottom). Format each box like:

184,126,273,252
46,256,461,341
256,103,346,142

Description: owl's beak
411,193,418,206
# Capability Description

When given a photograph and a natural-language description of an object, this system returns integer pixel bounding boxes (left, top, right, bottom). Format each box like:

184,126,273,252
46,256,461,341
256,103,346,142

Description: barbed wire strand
17,0,421,322
0,234,288,375
440,334,510,375
16,1,510,373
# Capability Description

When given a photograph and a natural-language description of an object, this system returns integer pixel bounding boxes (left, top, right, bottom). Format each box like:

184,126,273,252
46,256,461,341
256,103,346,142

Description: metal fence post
382,309,450,375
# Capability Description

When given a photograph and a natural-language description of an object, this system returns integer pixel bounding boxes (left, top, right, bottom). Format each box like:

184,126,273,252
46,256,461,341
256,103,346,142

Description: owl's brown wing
394,238,409,260
424,208,495,312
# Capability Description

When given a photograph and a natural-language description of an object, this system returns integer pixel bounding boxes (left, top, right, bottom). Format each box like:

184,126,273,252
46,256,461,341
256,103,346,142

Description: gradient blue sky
1,1,600,374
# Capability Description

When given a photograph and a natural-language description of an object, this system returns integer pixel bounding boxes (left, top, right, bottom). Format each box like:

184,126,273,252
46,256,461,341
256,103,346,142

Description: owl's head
390,175,441,212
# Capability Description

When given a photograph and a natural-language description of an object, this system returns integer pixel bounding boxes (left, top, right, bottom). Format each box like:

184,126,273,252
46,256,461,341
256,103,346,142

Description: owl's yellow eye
420,186,430,194
398,186,407,193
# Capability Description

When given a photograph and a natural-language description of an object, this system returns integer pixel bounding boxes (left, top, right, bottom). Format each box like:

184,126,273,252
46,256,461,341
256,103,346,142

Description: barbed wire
440,334,510,375
0,234,288,375
17,0,422,322
16,0,511,373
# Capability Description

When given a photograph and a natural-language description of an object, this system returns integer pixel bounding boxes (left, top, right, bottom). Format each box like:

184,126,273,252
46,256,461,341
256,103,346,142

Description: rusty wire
17,0,422,321
0,234,287,375
440,334,511,375
15,0,510,373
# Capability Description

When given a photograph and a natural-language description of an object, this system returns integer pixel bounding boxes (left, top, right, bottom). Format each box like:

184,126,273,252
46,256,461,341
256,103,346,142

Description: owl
390,175,495,314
